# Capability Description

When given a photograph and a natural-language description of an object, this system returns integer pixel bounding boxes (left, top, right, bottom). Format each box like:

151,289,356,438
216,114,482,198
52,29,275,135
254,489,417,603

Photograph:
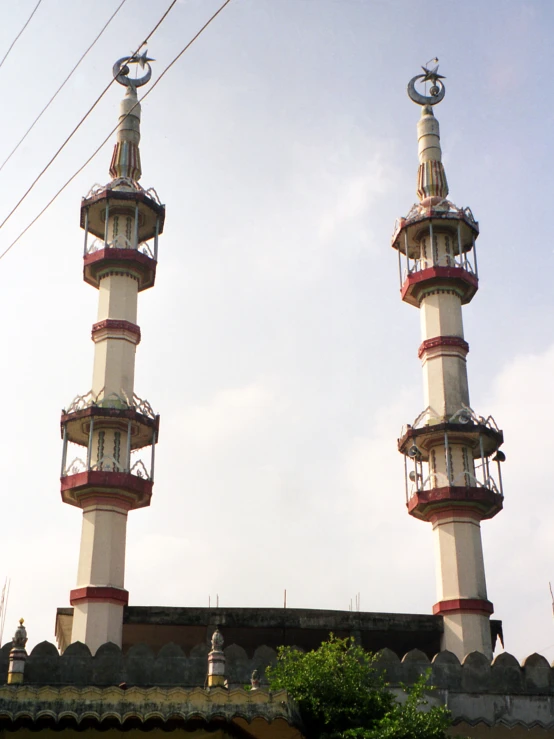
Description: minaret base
439,611,493,661
70,599,126,654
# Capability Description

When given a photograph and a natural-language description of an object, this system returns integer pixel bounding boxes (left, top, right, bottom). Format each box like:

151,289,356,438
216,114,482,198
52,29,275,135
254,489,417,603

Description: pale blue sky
0,0,553,660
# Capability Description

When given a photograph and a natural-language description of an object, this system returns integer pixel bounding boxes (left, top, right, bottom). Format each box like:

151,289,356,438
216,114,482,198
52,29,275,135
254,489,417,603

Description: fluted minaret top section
407,63,449,205
109,51,154,187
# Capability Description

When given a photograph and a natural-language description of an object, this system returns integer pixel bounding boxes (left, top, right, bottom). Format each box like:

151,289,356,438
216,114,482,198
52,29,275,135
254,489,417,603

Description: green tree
266,635,451,739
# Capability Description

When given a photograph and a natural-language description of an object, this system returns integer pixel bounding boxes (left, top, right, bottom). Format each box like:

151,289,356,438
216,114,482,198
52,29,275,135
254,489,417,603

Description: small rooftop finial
207,626,226,689
13,619,27,649
8,618,28,684
251,669,260,691
407,59,446,106
211,626,224,652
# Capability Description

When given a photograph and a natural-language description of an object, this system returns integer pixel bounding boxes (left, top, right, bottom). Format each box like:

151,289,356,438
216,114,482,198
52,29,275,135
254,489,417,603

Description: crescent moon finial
407,61,446,106
113,50,155,89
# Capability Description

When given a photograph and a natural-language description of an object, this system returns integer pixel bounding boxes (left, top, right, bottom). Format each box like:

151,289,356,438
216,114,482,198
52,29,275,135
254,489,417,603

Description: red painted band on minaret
404,266,479,288
91,319,141,343
433,598,494,616
70,586,129,606
418,336,469,359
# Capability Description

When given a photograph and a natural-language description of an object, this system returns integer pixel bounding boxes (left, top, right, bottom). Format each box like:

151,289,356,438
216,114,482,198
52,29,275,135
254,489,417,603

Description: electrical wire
0,0,43,71
0,0,233,263
0,0,179,237
0,0,129,175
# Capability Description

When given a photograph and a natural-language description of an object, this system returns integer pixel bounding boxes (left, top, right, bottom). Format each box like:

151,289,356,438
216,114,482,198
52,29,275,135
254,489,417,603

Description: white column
71,500,129,652
432,510,492,659
92,271,139,399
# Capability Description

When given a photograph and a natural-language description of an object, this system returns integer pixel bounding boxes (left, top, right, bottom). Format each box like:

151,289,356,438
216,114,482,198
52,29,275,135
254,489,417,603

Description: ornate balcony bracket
64,389,156,420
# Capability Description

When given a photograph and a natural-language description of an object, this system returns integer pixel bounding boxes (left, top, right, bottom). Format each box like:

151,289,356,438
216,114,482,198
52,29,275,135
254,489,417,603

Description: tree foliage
266,635,451,739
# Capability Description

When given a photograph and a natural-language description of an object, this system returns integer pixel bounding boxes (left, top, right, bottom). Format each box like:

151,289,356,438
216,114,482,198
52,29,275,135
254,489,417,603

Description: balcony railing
86,234,155,259
403,251,476,281
392,200,478,240
62,455,151,480
64,389,156,420
85,180,162,206
402,404,500,436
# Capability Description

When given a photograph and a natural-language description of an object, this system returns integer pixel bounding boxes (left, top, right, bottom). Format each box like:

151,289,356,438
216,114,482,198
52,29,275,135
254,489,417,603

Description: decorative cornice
78,493,134,513
60,470,152,510
407,486,503,523
429,506,483,524
92,319,141,345
96,269,140,282
70,586,129,607
0,684,297,729
418,336,469,359
83,248,157,292
433,598,494,617
401,266,478,307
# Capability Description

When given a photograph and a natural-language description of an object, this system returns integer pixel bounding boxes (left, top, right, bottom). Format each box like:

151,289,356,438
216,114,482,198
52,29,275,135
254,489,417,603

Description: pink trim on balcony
401,266,478,307
60,470,152,510
408,486,503,522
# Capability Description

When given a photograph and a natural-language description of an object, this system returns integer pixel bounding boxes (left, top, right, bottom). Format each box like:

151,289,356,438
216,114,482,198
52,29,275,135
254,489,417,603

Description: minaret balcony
399,404,505,521
391,200,479,306
407,485,503,522
398,404,504,458
81,184,165,291
60,389,159,510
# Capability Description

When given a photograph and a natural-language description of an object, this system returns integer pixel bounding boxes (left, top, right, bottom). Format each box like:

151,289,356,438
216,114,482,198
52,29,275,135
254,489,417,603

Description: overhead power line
0,0,233,264
0,0,180,237
0,0,43,71
0,0,129,175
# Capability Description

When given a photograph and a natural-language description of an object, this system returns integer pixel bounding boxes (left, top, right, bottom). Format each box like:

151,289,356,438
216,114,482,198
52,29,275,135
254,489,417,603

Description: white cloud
475,344,554,660
171,382,276,447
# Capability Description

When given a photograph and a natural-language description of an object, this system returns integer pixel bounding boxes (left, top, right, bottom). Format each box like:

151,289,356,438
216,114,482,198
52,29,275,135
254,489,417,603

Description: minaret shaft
61,55,163,655
72,505,128,652
92,272,139,398
420,293,469,417
76,507,127,587
395,74,504,661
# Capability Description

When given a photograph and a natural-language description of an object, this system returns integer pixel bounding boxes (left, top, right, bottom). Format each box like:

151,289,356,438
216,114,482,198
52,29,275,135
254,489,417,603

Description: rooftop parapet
3,643,554,731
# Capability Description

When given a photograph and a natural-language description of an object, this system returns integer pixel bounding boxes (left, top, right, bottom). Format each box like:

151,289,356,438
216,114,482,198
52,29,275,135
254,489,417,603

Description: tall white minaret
60,53,164,653
392,65,505,660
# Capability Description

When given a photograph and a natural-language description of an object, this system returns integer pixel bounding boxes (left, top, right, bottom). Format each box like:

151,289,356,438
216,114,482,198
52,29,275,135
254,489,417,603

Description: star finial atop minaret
113,51,155,89
108,52,156,185
408,59,446,106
